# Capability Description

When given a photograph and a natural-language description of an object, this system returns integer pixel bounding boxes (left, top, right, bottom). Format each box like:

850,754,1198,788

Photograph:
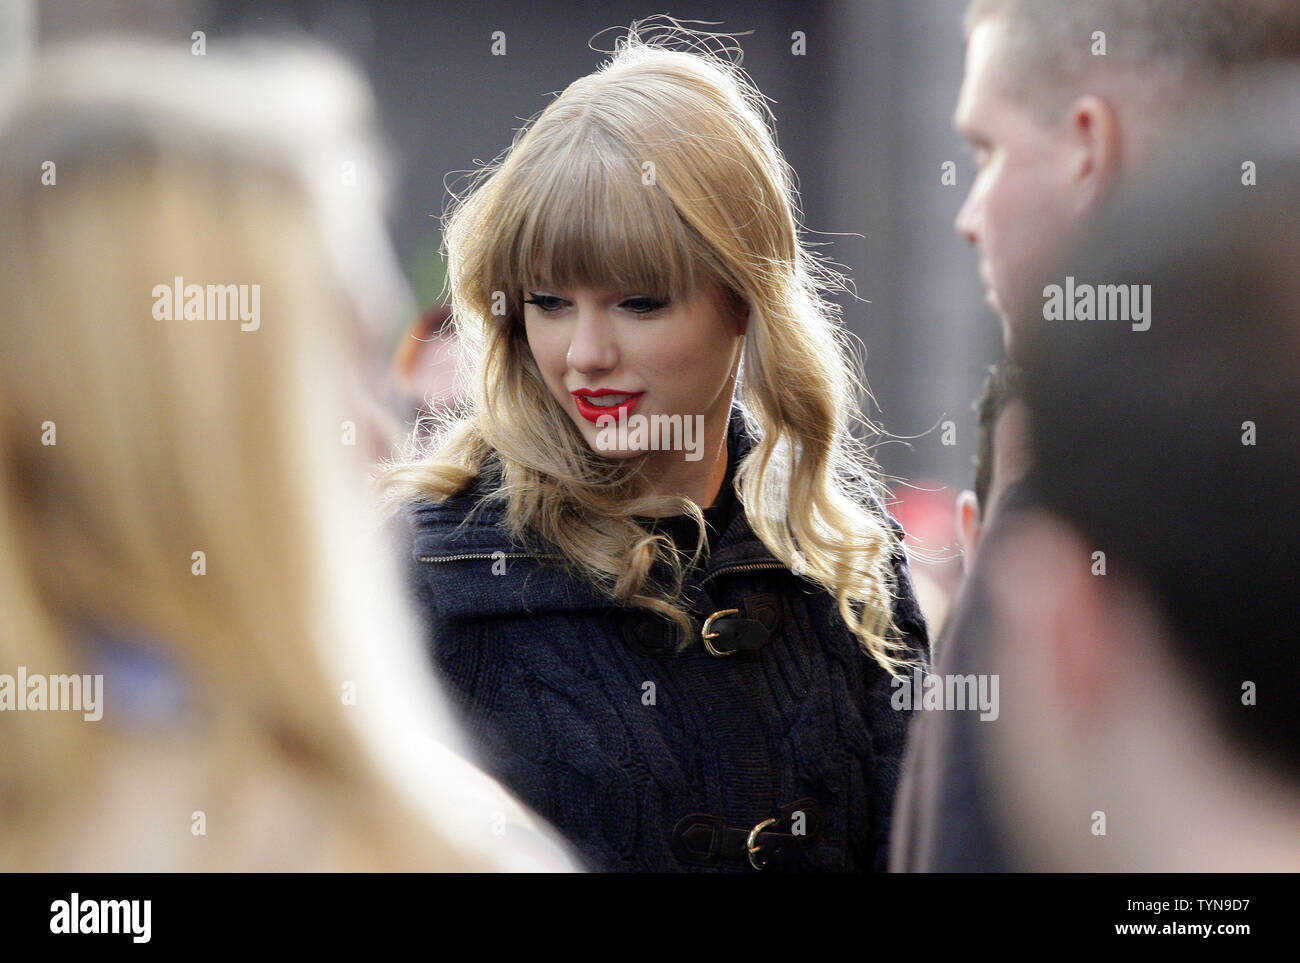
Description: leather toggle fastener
622,594,782,659
699,593,782,657
701,609,762,656
670,797,824,870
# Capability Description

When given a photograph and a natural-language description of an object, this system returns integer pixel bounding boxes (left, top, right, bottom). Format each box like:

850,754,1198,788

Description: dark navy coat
396,403,930,871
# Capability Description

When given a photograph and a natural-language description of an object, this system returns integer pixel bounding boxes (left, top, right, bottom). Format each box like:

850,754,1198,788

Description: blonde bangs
492,127,705,305
395,24,917,676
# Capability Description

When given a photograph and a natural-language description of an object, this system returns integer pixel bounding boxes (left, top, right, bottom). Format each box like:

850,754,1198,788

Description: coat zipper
419,554,787,582
418,551,558,563
699,561,787,584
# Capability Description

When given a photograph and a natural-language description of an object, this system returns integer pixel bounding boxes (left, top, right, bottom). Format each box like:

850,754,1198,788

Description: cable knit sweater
395,403,930,871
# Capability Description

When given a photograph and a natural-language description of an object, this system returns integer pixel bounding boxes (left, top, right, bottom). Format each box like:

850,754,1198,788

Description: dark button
619,611,683,657
742,593,782,634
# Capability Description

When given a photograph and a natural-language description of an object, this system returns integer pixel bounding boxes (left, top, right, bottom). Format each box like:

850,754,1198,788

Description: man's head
980,142,1300,870
953,0,1300,351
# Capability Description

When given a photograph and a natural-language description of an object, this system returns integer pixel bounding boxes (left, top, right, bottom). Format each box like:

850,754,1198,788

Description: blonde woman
386,19,930,872
0,39,574,872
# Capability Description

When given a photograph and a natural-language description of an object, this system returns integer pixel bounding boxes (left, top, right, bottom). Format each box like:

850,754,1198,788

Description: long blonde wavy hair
0,39,571,871
384,19,915,674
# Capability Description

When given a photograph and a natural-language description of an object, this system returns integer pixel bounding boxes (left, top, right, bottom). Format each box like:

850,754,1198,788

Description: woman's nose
565,309,619,373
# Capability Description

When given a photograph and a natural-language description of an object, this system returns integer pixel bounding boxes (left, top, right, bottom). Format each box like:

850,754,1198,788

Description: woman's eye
622,297,668,315
523,294,564,312
522,294,667,315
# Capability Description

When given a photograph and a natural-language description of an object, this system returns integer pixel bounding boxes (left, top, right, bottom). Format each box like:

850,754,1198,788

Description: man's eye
622,297,668,315
523,294,564,312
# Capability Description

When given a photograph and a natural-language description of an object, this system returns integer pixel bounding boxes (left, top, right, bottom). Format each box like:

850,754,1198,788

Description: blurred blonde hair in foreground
0,38,575,871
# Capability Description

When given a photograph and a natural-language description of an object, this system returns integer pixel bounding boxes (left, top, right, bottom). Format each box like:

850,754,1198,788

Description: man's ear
987,510,1123,720
1063,94,1123,216
955,488,982,572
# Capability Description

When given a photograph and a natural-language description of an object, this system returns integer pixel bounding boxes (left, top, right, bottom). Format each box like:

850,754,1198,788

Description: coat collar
404,403,788,612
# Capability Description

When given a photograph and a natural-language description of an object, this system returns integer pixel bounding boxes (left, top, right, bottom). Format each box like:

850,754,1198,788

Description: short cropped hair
964,0,1300,120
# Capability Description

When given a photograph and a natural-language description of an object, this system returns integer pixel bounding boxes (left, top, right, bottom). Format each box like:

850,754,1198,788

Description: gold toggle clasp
746,817,779,870
701,608,741,657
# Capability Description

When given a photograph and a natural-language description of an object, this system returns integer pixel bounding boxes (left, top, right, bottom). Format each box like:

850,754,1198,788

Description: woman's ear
725,287,750,336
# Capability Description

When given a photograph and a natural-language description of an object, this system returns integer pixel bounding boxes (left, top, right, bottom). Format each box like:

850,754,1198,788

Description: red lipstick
571,388,645,423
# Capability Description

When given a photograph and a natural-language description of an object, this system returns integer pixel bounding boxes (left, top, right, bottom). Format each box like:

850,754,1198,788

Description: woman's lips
572,392,644,423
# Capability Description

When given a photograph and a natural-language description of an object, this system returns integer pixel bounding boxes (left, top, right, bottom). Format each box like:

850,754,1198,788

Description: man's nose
954,190,980,245
566,309,619,372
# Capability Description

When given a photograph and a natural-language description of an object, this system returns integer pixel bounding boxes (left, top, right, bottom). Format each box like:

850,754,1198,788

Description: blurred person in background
885,485,962,638
889,362,1029,869
890,363,1029,643
981,143,1300,870
952,361,1026,579
384,17,929,872
389,304,469,444
951,0,1300,357
0,38,574,871
894,0,1300,871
